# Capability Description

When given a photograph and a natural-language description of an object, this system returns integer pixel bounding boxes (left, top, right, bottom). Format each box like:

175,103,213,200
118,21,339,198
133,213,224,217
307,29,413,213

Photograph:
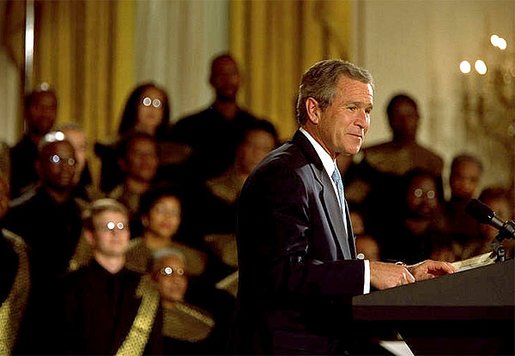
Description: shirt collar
299,127,337,177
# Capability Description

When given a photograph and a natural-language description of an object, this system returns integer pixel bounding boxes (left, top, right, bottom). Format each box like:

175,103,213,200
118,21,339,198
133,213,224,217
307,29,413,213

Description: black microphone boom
465,199,515,239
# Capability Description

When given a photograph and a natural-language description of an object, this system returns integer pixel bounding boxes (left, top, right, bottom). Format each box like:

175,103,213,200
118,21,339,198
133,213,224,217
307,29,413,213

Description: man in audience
4,131,83,353
444,153,483,247
10,84,58,199
55,198,162,355
152,247,223,355
169,53,274,181
349,93,445,238
108,131,160,235
4,131,82,286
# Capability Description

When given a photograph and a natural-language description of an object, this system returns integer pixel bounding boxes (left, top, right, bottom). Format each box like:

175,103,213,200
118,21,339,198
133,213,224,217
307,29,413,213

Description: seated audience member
348,93,444,235
55,198,162,355
10,84,57,198
125,186,207,277
0,175,30,354
4,131,83,354
4,131,83,286
461,187,514,260
108,131,160,235
95,82,178,193
168,53,274,181
55,122,103,206
377,169,453,264
363,93,444,177
444,153,483,247
152,247,229,355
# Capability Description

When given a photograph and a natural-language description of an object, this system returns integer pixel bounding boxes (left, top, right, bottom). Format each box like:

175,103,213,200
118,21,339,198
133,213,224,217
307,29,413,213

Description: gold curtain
4,0,135,185
229,0,352,141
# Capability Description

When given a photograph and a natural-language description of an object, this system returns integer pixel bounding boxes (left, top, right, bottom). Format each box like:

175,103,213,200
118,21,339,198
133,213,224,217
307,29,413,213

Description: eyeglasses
49,154,76,167
160,266,186,277
95,221,127,233
413,188,436,199
141,97,162,108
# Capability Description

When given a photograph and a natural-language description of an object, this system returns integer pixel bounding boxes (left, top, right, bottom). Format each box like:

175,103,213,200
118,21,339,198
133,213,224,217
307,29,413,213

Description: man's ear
84,229,95,247
306,97,320,124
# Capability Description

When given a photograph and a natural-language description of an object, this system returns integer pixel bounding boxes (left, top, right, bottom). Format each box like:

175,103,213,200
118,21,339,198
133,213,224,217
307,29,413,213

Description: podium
353,259,514,355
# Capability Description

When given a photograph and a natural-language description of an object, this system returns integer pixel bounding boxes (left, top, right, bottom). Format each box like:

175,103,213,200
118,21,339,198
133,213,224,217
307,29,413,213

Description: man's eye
347,106,357,112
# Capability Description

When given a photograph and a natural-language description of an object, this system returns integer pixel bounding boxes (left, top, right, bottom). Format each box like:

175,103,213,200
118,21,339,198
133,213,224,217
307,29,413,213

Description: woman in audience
95,82,175,193
125,185,207,277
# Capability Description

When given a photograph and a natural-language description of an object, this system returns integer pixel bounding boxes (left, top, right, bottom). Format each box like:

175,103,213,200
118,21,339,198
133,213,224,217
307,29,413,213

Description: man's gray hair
296,59,374,125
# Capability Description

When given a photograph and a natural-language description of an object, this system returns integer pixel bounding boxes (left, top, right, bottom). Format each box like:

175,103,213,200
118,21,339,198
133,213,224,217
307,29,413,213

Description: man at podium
233,59,456,355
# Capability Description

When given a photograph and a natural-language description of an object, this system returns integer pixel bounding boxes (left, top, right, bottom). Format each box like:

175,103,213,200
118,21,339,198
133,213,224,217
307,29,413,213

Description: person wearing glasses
54,198,163,355
95,82,177,193
4,131,82,285
4,131,84,354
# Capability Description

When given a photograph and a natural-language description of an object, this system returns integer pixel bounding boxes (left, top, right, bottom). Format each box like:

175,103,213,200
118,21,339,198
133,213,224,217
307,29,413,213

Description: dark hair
236,119,280,148
402,168,444,203
24,86,57,109
116,131,159,161
210,53,238,77
296,59,374,125
386,94,417,122
138,184,183,217
450,153,483,175
118,82,171,139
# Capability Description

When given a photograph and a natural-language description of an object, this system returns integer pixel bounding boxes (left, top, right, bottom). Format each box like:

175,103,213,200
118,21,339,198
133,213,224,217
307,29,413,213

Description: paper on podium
451,251,496,272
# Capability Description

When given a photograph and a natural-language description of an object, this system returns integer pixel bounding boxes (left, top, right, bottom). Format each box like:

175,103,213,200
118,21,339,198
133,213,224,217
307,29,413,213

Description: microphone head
465,199,496,224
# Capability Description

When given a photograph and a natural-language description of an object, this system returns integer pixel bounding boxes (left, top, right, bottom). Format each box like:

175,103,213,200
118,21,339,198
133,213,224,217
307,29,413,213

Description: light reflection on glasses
413,188,436,199
95,221,127,233
160,266,185,277
49,154,76,167
141,97,162,108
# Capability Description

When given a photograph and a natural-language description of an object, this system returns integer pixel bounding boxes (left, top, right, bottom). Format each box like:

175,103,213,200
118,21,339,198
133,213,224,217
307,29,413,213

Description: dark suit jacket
234,130,366,355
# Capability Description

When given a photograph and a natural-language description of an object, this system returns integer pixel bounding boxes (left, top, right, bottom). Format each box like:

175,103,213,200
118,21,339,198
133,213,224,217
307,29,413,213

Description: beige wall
354,0,514,193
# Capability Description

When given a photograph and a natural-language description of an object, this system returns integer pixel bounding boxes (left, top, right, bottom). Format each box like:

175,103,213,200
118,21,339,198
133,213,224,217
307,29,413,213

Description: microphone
465,199,515,239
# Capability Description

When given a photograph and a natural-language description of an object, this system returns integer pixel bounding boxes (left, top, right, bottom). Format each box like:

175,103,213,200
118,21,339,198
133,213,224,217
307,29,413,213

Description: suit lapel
293,131,353,260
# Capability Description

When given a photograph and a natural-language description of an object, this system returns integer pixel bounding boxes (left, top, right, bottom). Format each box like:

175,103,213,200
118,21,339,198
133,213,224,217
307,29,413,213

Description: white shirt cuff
364,259,370,294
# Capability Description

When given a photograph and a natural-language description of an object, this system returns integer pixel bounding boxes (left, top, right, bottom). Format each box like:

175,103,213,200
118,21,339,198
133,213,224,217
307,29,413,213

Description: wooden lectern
353,259,514,355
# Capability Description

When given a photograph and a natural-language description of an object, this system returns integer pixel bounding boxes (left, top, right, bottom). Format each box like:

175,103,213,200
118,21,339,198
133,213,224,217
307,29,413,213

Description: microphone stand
490,220,515,262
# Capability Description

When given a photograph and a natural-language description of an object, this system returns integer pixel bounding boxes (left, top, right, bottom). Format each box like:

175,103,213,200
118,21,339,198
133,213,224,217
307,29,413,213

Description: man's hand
370,259,456,290
407,259,456,281
369,261,415,290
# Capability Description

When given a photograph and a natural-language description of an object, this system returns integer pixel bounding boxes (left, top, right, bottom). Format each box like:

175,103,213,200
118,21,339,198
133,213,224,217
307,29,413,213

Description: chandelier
459,33,514,152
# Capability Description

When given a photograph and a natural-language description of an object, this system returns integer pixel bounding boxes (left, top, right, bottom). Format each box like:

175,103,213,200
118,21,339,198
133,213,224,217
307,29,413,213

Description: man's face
390,101,419,142
236,129,276,174
123,138,159,182
210,58,240,102
450,161,482,200
308,76,373,157
156,255,188,303
406,175,438,218
37,141,77,191
89,210,130,258
27,92,57,136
